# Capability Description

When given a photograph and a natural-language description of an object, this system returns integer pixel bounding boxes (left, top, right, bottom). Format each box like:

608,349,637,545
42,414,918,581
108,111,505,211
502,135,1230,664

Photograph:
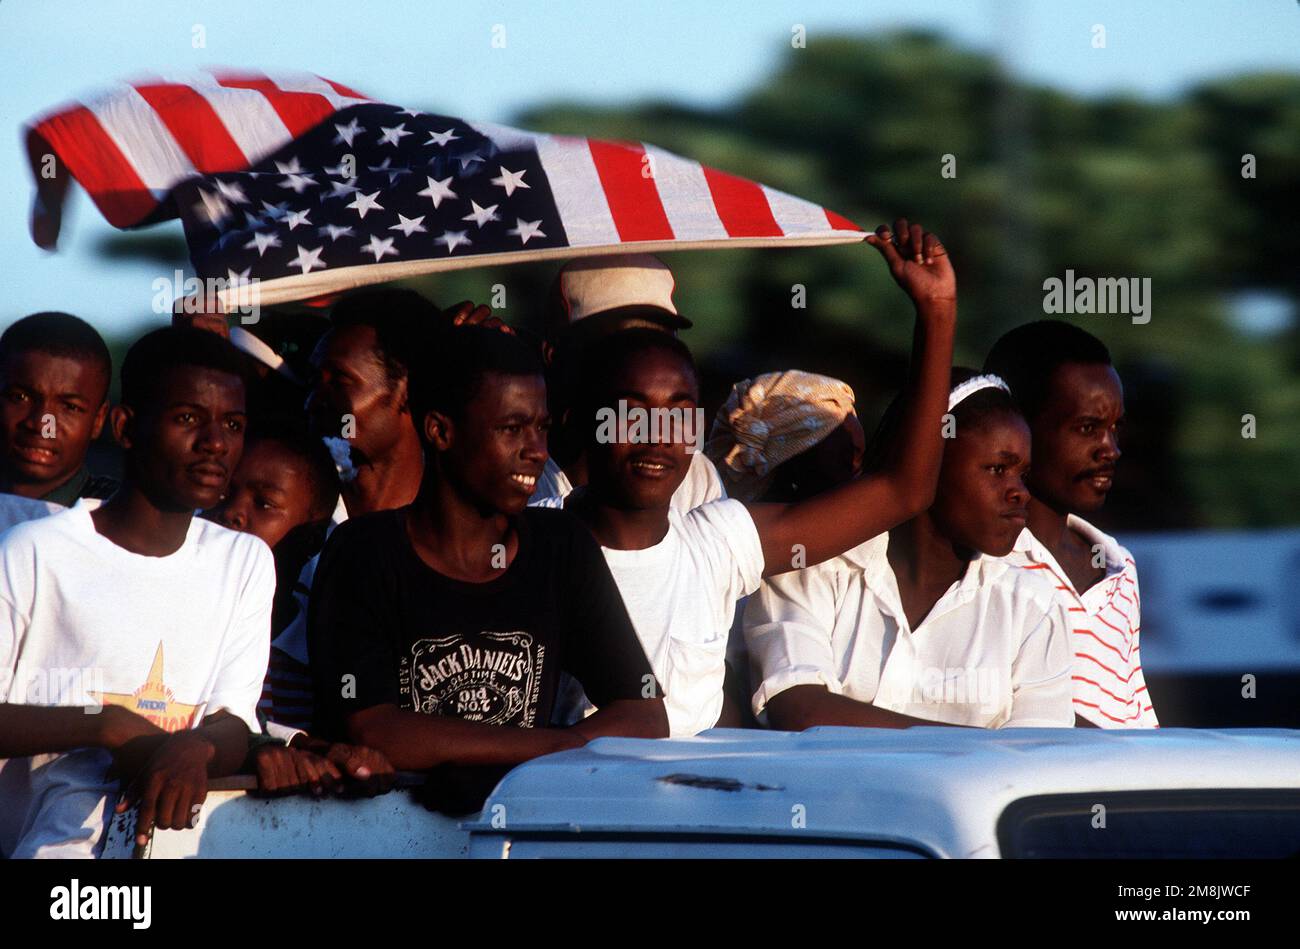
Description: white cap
553,254,691,330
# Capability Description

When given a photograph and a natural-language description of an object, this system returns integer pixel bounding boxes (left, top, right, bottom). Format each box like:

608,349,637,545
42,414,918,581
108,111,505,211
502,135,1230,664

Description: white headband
947,374,1011,412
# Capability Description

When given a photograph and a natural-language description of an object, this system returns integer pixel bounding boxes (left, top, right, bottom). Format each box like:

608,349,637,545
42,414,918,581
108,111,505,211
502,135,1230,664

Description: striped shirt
1006,517,1157,728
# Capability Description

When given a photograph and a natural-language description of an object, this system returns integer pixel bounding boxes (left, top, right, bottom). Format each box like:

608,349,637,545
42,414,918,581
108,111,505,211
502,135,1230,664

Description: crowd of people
0,219,1153,858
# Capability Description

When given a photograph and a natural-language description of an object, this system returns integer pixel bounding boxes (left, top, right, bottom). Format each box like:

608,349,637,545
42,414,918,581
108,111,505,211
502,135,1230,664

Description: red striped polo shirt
1006,516,1158,729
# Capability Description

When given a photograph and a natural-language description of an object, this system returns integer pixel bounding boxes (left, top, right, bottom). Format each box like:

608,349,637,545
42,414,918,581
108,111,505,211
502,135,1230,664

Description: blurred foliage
100,31,1300,530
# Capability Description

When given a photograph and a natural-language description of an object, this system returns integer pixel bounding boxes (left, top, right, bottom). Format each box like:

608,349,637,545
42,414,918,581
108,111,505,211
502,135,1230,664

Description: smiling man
0,312,117,508
309,325,666,813
0,326,274,857
984,320,1157,728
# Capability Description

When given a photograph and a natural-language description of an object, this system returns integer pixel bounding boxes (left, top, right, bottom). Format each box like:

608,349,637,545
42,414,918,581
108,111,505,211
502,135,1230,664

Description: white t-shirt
559,499,765,736
0,503,275,858
529,451,726,511
1005,518,1157,728
745,533,1074,728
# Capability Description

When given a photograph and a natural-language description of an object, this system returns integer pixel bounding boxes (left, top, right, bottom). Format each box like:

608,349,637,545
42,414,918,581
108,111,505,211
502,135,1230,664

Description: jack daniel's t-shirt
308,506,656,740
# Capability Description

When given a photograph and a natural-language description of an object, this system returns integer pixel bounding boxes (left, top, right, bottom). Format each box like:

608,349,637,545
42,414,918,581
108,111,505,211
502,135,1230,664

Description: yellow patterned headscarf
706,370,856,501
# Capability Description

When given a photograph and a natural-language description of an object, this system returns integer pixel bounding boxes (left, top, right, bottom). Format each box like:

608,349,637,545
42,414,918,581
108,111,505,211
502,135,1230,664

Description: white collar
847,532,1011,633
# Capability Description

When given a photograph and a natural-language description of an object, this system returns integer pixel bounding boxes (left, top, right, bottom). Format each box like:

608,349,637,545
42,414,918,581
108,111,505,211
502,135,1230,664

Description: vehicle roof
468,727,1300,857
1124,528,1300,673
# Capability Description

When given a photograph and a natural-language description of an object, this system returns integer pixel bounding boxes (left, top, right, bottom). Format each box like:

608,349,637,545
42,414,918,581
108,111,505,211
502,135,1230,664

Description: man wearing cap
530,254,725,512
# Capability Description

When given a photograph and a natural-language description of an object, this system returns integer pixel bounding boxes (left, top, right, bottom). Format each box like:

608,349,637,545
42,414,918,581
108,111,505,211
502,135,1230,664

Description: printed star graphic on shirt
92,643,201,734
285,209,312,231
508,218,547,244
425,128,459,147
491,166,530,196
378,122,413,146
417,176,457,208
243,231,282,256
215,179,249,205
361,235,399,262
461,201,500,228
435,230,472,254
318,224,355,241
333,118,364,146
389,214,427,236
367,158,411,184
287,244,326,274
347,190,385,219
193,189,232,227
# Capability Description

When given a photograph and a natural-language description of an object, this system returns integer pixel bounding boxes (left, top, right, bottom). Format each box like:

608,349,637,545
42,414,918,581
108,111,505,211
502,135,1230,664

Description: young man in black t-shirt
308,325,667,804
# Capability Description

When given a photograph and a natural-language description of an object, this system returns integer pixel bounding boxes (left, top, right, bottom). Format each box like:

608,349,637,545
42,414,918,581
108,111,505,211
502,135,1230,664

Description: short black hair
120,326,248,412
866,367,1022,471
246,416,340,519
983,320,1112,421
408,325,546,435
0,312,112,400
574,327,697,419
328,288,442,386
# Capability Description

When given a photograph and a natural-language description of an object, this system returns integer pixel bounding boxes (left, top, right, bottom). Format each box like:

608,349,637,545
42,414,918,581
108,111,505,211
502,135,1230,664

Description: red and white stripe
27,68,370,228
540,134,861,246
1016,547,1157,729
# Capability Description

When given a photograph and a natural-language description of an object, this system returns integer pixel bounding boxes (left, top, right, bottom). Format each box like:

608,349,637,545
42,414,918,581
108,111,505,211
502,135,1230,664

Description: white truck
103,727,1300,859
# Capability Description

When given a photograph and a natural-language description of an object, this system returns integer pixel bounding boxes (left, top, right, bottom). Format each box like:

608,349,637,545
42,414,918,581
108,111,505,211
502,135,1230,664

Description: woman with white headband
744,368,1075,729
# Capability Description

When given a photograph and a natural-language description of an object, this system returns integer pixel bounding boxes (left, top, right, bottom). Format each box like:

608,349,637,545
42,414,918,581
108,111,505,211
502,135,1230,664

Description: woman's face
930,411,1032,557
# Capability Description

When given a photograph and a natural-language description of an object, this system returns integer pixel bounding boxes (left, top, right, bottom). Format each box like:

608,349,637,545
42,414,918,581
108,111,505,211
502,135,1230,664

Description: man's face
931,412,1032,557
124,365,247,512
439,371,549,516
1026,362,1124,515
306,324,410,464
0,350,108,492
586,347,698,512
206,439,319,549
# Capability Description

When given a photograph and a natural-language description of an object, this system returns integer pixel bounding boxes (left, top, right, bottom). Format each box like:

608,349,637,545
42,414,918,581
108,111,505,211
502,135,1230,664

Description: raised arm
745,220,957,577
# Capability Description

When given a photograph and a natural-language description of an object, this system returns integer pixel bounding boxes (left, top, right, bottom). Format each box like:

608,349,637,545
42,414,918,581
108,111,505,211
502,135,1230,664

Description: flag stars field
462,201,500,228
347,191,385,219
417,176,457,208
360,235,398,262
389,214,427,236
435,230,471,254
287,244,326,274
508,218,546,244
332,118,364,146
425,128,459,147
491,166,529,196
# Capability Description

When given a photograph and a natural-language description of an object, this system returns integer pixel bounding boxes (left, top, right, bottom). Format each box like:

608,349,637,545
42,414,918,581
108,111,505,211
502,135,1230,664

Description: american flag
26,70,865,309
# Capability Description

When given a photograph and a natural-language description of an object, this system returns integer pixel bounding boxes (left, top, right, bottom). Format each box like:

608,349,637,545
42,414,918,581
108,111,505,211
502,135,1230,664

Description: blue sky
2,0,1298,338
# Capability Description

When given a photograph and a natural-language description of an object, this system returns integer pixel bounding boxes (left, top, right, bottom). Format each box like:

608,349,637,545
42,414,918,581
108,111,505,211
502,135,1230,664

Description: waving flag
26,70,865,309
